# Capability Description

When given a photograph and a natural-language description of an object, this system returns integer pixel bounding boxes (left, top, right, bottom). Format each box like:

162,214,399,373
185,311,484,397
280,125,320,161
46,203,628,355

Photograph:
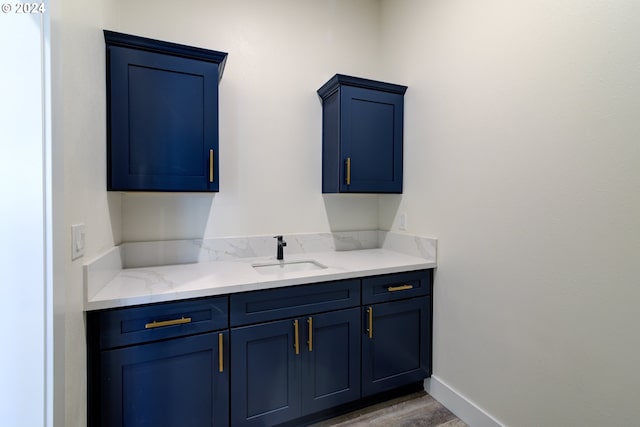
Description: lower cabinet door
230,319,301,427
301,308,361,414
100,331,229,427
230,309,361,426
362,296,431,396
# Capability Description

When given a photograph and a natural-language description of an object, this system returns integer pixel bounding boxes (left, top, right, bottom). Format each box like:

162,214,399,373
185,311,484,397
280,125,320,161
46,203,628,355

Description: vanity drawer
362,270,432,304
96,296,228,349
230,279,360,326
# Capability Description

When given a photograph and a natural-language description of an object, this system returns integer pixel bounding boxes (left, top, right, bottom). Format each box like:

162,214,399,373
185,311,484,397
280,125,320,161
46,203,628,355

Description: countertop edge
85,252,436,311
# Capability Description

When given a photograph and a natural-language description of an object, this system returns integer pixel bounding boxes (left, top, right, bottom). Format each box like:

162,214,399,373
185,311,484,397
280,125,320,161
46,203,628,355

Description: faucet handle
274,235,286,260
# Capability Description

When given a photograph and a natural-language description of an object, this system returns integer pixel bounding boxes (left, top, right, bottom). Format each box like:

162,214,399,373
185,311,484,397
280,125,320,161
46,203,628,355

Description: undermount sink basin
252,260,327,275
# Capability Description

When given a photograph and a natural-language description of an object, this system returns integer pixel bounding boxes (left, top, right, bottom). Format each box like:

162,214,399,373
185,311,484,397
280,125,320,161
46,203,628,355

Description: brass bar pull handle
346,157,351,185
307,317,313,352
293,320,300,355
145,317,192,329
387,284,414,292
209,149,214,183
366,307,373,339
218,333,224,373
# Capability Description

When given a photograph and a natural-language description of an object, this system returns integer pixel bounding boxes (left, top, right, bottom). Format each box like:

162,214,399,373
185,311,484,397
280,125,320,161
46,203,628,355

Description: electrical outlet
399,213,407,231
71,224,85,260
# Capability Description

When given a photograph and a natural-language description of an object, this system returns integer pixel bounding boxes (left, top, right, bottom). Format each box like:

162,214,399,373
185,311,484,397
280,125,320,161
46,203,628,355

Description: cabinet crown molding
317,74,407,99
104,30,228,80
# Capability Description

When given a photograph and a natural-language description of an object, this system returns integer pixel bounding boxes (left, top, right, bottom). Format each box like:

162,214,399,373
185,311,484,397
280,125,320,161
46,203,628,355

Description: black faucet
274,235,287,260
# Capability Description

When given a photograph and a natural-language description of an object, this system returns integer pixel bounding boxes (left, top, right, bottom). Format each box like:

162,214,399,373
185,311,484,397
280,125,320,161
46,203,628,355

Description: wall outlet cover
399,213,407,231
71,223,86,260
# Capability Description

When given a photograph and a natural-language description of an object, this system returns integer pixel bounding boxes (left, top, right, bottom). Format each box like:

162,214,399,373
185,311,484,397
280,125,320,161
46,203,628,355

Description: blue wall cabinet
230,308,361,427
318,74,407,193
104,31,227,191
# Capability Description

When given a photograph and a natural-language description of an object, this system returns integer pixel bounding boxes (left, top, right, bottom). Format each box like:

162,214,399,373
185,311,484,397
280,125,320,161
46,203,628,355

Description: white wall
0,9,48,427
56,0,114,425
108,0,383,241
380,1,640,426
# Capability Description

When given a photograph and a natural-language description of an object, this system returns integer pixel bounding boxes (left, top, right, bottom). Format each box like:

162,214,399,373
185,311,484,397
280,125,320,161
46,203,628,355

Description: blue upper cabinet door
104,31,227,192
318,74,407,193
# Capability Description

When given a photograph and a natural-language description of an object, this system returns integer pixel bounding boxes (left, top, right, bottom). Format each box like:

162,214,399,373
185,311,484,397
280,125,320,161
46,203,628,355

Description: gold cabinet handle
345,157,351,185
293,320,300,355
366,307,373,339
387,284,414,292
209,149,214,183
218,333,224,373
307,317,313,352
144,317,192,329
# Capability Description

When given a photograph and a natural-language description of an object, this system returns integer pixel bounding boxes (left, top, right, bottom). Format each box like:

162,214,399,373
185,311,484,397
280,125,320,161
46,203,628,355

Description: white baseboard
425,375,505,427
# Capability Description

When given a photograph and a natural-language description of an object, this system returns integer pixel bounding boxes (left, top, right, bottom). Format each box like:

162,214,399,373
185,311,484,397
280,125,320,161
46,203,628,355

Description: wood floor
310,392,468,427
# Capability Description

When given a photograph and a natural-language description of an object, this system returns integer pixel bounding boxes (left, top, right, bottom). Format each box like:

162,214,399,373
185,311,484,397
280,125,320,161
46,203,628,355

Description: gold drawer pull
387,284,414,292
218,333,224,373
144,317,192,329
293,320,300,355
367,307,373,339
209,149,214,183
346,157,351,185
307,317,313,352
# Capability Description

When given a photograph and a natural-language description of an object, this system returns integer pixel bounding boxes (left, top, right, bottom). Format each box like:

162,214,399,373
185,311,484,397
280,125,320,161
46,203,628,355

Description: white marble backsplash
378,231,438,261
120,230,382,268
84,246,123,301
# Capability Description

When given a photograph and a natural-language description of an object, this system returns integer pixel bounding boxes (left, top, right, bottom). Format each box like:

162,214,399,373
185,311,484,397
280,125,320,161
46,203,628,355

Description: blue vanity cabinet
229,281,361,426
87,270,434,427
300,308,361,415
104,30,227,192
317,74,407,194
101,331,229,427
361,270,433,397
87,296,229,427
230,318,301,426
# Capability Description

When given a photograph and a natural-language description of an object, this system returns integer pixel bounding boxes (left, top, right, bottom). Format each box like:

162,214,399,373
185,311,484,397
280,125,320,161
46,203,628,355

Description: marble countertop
86,248,435,311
